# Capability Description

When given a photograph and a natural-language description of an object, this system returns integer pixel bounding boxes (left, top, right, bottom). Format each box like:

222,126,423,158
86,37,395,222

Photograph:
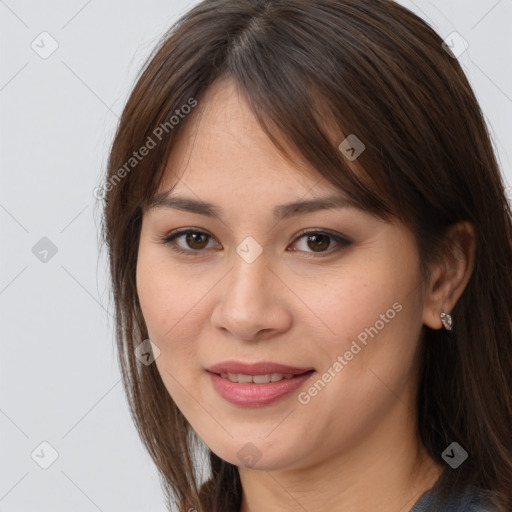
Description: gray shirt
410,485,498,512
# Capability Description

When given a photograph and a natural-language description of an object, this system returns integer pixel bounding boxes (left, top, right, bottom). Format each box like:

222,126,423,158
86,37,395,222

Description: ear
422,221,476,330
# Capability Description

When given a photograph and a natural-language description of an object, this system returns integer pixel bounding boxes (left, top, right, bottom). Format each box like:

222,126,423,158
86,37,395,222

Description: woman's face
136,78,430,471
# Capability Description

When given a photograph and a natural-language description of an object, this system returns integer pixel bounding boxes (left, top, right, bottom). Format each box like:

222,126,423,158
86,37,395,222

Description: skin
136,77,476,512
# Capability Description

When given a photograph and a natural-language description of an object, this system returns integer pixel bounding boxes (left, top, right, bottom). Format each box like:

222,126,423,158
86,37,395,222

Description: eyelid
159,227,352,257
290,228,352,257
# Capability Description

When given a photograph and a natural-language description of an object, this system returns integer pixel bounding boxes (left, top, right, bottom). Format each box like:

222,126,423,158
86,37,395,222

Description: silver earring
440,310,453,331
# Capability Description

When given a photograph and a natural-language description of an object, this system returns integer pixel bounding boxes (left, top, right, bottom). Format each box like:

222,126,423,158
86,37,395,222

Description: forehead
158,78,343,199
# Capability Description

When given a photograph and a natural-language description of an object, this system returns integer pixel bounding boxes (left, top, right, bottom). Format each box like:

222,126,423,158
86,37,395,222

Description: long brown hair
100,1,512,510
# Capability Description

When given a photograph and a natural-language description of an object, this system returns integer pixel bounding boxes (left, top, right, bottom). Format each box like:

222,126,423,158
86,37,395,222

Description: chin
201,431,309,472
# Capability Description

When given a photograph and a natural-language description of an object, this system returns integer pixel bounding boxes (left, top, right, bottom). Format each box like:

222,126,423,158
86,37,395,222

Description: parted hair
101,1,512,510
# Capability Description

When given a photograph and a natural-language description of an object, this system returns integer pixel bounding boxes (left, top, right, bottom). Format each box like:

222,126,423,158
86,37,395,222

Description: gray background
1,0,511,510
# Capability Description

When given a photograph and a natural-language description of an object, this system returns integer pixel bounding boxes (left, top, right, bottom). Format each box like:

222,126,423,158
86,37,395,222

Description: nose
210,249,292,342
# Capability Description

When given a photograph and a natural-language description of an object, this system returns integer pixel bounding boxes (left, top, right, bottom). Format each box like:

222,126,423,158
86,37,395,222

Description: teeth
253,374,271,384
219,372,295,383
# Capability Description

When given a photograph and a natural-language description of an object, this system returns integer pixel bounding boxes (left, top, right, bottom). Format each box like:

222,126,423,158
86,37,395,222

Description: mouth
207,370,314,383
205,361,316,406
206,360,315,377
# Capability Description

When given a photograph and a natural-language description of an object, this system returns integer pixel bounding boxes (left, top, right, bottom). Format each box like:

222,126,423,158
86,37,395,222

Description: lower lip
207,370,315,407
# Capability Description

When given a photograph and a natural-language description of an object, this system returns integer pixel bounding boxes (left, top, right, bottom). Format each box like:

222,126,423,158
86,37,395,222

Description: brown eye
289,230,351,257
160,228,351,258
305,234,330,252
160,229,218,256
183,232,210,250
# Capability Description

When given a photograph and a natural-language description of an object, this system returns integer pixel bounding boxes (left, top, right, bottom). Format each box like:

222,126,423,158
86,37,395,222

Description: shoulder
410,485,499,512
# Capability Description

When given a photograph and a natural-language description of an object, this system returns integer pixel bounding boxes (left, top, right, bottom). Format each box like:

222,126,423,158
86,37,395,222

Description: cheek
292,272,423,454
294,258,412,352
136,243,212,372
305,246,424,390
136,254,206,418
135,229,222,434
136,238,180,326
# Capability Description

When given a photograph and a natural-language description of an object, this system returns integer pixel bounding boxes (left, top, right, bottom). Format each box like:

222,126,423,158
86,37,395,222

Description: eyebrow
146,191,363,221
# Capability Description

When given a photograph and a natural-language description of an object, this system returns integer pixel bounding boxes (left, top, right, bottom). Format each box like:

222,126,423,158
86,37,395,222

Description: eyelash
158,228,351,258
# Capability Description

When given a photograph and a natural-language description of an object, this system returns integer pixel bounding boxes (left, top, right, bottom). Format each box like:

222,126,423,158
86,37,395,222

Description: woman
100,0,512,510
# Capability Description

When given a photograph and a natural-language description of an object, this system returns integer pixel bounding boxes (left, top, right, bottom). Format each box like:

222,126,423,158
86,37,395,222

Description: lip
206,360,316,407
206,360,315,376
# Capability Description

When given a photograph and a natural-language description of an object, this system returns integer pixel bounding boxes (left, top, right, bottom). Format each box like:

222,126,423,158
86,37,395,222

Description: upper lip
206,361,315,376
